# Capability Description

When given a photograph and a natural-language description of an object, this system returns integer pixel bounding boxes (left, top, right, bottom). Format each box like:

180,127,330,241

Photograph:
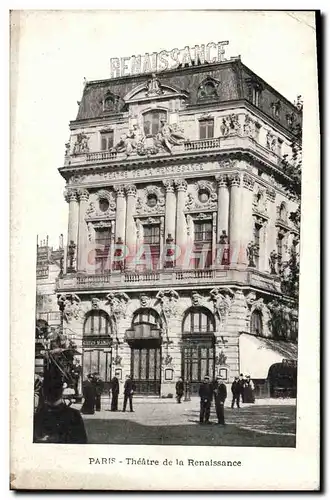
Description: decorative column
77,189,89,273
114,185,126,242
216,173,229,241
125,184,137,270
241,173,255,266
174,179,188,267
228,173,242,266
64,188,79,272
266,188,277,272
163,179,176,242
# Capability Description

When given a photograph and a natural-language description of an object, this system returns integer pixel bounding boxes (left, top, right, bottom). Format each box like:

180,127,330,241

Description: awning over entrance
239,333,298,379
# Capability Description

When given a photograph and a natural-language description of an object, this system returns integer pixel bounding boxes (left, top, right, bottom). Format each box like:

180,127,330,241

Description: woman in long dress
80,374,96,414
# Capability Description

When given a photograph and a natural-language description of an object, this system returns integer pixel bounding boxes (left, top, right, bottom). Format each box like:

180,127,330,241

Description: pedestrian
34,374,45,412
34,379,87,444
92,373,104,412
110,375,120,411
175,377,184,403
231,376,241,408
238,373,246,404
80,374,96,415
122,375,135,412
198,375,213,424
244,375,255,403
214,377,227,425
71,358,82,397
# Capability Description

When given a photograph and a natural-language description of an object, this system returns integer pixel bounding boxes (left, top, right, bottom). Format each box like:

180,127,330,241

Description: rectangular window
199,119,214,139
143,111,167,136
253,223,261,269
95,227,111,273
193,221,212,268
143,224,160,270
252,87,261,107
100,131,114,151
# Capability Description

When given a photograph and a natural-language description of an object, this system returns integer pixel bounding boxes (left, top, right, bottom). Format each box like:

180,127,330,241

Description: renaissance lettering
110,41,229,78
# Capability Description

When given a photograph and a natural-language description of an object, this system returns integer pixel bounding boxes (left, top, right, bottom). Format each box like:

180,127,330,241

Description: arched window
83,310,111,336
250,310,263,336
182,307,215,334
143,110,167,136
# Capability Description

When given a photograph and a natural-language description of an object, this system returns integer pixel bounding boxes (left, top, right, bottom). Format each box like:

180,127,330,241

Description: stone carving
140,293,151,308
215,350,227,366
106,292,129,320
64,188,77,203
210,287,233,323
136,185,165,215
102,90,122,112
72,133,89,154
163,179,174,193
243,115,259,140
246,241,258,267
87,222,94,242
77,189,89,202
156,289,179,319
174,179,188,192
245,291,257,305
228,173,241,187
85,190,116,219
242,173,255,191
266,131,277,152
162,354,173,366
219,159,238,170
113,123,148,157
191,291,204,307
253,188,268,214
146,74,163,97
91,297,100,310
57,294,83,323
65,142,70,157
269,250,278,274
155,120,186,154
113,355,122,366
220,114,241,136
185,180,217,211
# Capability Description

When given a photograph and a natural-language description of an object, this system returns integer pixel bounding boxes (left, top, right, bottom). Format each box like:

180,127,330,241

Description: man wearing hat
214,377,227,425
198,375,213,424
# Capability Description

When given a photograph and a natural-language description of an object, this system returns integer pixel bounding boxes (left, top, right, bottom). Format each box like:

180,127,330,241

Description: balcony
63,134,284,170
56,266,280,292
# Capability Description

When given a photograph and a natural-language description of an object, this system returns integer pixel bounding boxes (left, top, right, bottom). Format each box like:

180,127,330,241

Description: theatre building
56,55,300,397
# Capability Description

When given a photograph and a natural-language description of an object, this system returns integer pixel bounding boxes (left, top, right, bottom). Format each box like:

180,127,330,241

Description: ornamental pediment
124,74,189,103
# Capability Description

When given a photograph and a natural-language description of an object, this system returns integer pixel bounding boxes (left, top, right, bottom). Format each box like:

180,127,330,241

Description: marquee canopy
239,333,298,379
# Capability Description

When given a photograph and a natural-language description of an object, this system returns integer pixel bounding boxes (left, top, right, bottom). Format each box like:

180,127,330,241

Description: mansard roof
74,58,301,134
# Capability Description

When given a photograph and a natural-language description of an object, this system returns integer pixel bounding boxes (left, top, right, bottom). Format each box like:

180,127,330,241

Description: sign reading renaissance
110,41,229,78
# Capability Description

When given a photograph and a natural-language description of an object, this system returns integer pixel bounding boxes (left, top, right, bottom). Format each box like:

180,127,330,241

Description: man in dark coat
71,359,82,397
34,379,87,444
214,377,227,425
92,373,104,412
175,377,184,403
231,376,241,408
110,376,120,411
198,375,213,424
80,374,96,415
238,373,246,404
122,375,135,412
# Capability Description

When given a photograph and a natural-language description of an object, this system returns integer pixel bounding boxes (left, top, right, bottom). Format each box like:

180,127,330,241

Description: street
75,397,296,447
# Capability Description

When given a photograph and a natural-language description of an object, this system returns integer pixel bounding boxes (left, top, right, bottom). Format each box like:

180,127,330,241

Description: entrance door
130,340,161,395
82,349,112,392
182,340,215,394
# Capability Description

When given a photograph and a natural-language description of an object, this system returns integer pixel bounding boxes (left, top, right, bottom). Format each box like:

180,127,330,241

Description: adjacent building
55,55,300,397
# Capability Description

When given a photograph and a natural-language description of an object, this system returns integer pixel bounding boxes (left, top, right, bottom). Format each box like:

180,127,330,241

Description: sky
11,10,317,248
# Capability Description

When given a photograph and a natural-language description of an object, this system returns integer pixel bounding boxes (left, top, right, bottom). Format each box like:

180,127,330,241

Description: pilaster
114,185,127,243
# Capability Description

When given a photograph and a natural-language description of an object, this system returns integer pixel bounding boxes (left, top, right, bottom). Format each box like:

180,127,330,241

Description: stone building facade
56,56,300,396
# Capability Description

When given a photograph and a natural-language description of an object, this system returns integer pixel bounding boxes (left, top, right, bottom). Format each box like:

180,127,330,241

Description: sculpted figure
155,120,186,154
